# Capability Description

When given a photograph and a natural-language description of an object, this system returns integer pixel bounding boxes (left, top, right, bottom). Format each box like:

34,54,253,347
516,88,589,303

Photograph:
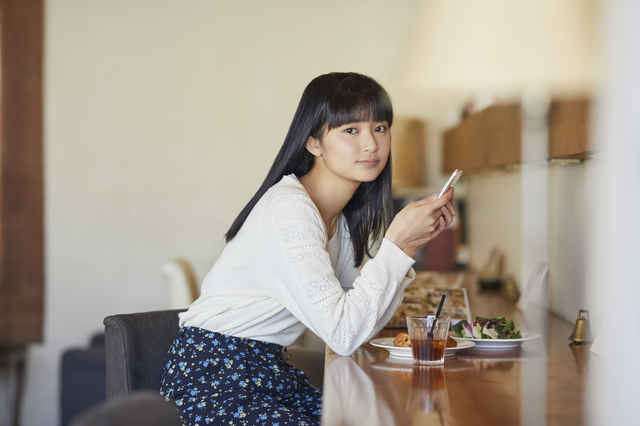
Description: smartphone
438,169,463,198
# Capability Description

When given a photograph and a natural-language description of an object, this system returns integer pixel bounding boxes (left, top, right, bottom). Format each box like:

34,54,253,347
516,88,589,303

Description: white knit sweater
180,175,415,356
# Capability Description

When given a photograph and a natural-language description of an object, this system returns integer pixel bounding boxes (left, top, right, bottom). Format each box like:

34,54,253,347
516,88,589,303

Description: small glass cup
406,316,451,365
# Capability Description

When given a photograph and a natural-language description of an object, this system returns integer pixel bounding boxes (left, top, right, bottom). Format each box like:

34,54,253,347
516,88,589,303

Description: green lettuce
451,317,522,339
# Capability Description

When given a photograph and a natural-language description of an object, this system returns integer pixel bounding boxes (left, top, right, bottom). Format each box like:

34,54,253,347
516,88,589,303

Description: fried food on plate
393,332,457,348
393,332,411,347
446,336,458,348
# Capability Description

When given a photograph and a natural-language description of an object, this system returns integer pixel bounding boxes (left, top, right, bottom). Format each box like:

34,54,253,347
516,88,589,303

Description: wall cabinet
443,99,592,173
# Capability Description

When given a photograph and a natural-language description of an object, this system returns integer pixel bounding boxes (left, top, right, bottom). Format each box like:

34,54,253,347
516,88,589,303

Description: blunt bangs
310,74,393,137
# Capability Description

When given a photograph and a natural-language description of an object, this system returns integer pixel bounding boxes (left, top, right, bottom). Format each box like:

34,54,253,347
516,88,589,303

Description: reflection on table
323,355,455,426
321,283,589,426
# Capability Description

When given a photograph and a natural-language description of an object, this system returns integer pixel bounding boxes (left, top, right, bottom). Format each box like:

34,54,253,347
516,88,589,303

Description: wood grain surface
322,276,588,426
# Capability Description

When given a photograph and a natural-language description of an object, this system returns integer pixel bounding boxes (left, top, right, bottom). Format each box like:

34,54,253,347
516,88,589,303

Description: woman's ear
305,136,321,157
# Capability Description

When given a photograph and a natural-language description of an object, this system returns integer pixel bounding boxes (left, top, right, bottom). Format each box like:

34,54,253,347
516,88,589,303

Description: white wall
587,1,640,424
465,160,592,323
547,161,590,321
466,168,522,279
27,1,425,425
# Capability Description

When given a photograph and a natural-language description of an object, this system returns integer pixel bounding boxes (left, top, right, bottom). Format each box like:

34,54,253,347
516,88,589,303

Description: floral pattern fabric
160,327,322,426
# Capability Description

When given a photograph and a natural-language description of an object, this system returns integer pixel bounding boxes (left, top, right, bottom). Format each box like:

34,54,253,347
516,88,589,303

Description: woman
160,72,455,426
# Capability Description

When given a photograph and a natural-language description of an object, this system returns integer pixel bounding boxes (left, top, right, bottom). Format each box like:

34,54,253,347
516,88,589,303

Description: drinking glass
406,316,451,365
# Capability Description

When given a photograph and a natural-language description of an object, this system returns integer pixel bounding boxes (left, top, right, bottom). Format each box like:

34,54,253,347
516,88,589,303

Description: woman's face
308,120,391,184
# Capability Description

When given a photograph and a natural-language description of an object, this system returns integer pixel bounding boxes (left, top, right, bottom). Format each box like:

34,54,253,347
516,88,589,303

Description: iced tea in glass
406,316,451,365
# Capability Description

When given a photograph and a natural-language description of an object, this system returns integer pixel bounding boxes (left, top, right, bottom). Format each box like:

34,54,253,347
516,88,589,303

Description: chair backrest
161,258,199,309
104,309,185,399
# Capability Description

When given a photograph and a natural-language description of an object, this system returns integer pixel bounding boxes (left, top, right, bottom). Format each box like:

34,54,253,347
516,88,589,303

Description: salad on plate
451,316,522,340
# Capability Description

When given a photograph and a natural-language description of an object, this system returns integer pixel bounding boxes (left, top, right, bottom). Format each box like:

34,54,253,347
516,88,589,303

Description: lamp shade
396,0,596,99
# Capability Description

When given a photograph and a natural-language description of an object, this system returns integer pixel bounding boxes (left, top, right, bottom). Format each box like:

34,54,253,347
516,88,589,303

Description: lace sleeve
334,223,416,342
259,187,414,356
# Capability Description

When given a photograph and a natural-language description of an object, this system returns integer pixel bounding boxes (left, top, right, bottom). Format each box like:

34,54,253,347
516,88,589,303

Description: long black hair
225,72,394,267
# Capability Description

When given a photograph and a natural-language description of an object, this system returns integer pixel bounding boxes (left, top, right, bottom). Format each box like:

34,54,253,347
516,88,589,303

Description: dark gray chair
286,346,325,390
104,309,325,401
69,391,182,426
104,309,184,399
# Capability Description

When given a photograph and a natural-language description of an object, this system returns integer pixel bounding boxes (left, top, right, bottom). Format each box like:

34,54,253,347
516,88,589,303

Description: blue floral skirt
160,327,322,426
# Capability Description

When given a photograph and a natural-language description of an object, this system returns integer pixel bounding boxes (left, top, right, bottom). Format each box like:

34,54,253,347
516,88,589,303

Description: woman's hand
385,188,456,258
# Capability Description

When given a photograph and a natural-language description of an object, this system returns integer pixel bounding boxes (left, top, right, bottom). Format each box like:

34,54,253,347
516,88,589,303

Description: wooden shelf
443,99,592,173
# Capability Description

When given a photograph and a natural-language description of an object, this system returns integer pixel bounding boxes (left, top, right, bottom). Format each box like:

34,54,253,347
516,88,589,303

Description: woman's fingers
385,189,456,251
420,192,453,226
417,191,452,210
445,198,456,216
416,193,438,205
441,205,453,226
440,188,456,227
445,188,456,216
433,216,446,236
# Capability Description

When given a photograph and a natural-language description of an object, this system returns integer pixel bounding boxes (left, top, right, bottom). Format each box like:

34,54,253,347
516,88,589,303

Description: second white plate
453,332,542,349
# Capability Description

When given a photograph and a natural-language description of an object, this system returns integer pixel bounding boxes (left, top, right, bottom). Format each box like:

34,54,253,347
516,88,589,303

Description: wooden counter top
321,281,589,426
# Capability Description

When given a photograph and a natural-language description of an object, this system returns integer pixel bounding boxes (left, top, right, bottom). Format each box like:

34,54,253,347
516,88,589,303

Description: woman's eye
344,128,358,134
375,126,387,133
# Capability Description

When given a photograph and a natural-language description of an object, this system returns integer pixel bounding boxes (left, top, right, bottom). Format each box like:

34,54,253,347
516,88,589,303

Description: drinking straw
428,294,447,339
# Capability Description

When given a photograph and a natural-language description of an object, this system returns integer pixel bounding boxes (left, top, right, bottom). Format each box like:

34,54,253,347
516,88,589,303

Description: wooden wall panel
391,118,428,189
0,0,44,345
548,99,592,159
443,113,487,173
443,99,591,173
484,105,521,167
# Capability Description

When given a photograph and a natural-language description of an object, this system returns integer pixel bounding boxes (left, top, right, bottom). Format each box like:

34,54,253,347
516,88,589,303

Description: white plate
452,332,542,349
369,337,475,359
